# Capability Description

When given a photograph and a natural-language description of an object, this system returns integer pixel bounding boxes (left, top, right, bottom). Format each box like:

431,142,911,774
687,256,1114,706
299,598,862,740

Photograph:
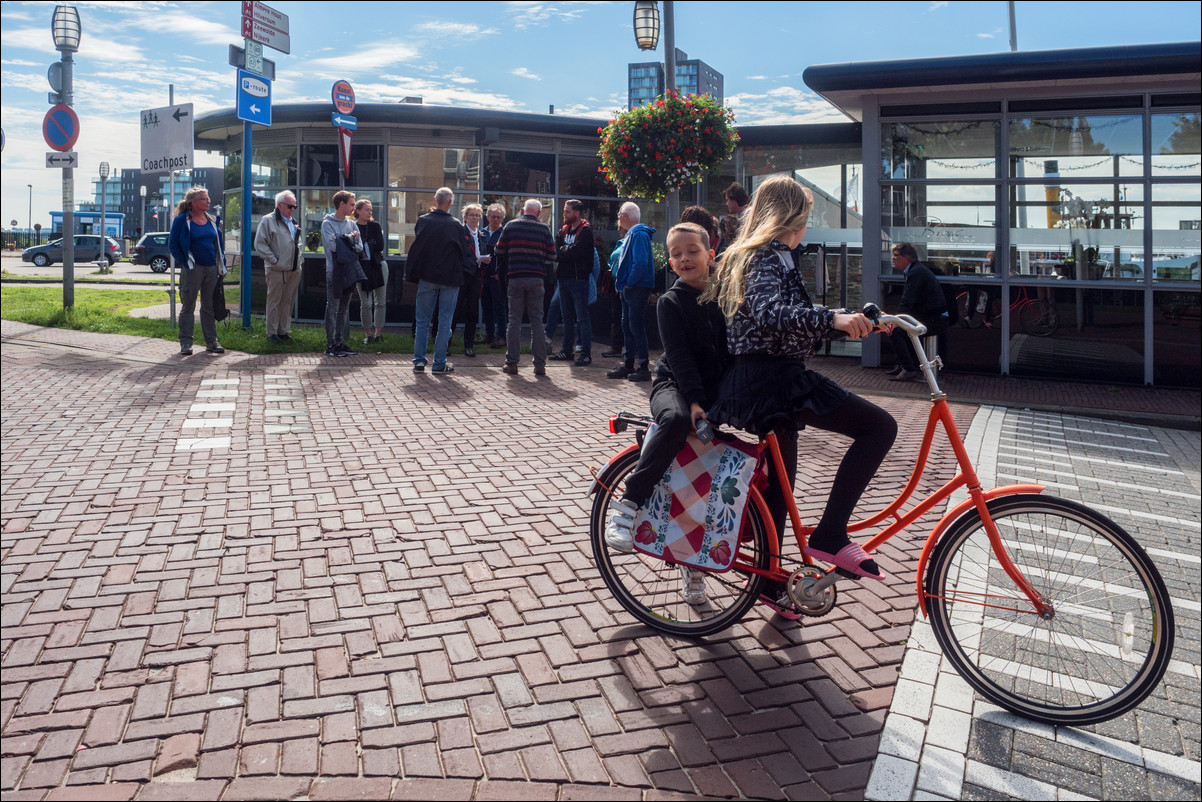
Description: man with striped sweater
494,199,557,376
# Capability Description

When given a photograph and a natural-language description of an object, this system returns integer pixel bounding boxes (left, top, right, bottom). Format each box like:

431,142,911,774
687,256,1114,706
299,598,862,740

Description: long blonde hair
706,175,813,321
175,186,210,217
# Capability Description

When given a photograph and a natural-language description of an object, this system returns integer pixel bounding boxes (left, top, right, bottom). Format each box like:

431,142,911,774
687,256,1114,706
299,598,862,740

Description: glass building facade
196,43,1199,387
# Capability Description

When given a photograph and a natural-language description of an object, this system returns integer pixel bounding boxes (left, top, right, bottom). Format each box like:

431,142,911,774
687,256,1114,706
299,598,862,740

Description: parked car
131,232,172,273
21,235,119,267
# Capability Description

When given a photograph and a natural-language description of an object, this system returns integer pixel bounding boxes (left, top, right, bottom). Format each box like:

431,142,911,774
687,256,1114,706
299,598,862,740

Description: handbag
631,429,760,572
213,279,229,321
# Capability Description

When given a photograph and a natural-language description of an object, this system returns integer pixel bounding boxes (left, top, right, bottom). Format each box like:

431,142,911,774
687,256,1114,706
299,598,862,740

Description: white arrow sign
46,150,78,168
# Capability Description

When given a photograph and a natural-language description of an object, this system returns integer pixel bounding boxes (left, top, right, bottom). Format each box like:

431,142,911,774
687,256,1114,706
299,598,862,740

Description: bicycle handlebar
860,303,928,337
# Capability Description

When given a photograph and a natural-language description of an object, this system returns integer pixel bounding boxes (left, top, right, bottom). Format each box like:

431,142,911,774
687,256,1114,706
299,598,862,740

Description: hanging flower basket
597,91,739,202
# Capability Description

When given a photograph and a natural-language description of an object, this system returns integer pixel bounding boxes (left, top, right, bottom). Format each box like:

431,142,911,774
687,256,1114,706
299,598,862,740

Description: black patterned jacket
726,241,837,361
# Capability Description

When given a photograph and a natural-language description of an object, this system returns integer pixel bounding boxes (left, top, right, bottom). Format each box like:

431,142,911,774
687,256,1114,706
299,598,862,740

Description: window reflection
882,121,998,179
483,151,554,194
388,147,479,191
1009,116,1143,178
880,185,998,276
1009,183,1143,280
1151,113,1201,177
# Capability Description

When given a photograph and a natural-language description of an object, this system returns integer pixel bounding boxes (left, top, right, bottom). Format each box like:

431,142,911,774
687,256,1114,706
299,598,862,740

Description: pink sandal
803,542,887,581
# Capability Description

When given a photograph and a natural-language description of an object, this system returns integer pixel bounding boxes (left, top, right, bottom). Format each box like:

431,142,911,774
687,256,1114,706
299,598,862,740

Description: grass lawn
0,284,426,356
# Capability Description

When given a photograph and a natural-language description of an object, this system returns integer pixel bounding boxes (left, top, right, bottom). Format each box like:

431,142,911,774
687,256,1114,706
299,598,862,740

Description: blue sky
2,0,1199,229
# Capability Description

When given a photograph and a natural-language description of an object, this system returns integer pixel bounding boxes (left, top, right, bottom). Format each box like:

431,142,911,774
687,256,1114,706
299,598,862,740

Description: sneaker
432,362,455,374
627,364,652,382
206,343,225,354
373,335,384,344
680,567,708,605
534,364,546,376
268,334,284,345
890,369,918,382
502,362,518,375
548,350,572,361
413,360,427,373
604,498,638,553
464,346,475,358
180,345,193,356
607,364,633,380
601,349,622,358
336,343,358,356
325,347,342,358
363,336,372,346
573,353,592,367
278,333,291,341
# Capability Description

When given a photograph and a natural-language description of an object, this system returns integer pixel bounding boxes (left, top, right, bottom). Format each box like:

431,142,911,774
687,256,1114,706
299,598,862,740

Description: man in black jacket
552,199,595,366
888,242,949,381
407,187,474,374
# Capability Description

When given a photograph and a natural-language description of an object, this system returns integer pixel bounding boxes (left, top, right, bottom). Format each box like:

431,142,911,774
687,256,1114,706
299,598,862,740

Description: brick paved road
868,407,1202,801
2,322,976,800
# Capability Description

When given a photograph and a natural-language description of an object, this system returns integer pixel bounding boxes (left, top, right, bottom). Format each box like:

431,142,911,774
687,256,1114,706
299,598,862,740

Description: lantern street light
633,1,659,51
51,4,81,308
631,1,678,221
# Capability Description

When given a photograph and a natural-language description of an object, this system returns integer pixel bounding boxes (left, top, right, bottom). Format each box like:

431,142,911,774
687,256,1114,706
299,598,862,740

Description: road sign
331,81,355,115
338,126,353,179
228,44,275,81
331,113,357,131
46,151,78,168
245,40,264,75
241,17,289,54
140,103,194,174
242,1,289,34
236,69,272,126
43,105,80,152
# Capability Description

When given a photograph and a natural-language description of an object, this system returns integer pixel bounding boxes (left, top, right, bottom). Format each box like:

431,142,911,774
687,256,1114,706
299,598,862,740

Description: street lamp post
140,185,147,239
51,4,81,309
633,0,678,224
99,161,109,269
27,184,32,249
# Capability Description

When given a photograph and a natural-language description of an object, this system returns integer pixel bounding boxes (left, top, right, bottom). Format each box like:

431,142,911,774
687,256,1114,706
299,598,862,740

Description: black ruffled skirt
709,356,849,436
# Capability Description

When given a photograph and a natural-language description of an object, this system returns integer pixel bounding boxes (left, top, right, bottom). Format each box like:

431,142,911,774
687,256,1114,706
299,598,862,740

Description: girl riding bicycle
707,175,896,580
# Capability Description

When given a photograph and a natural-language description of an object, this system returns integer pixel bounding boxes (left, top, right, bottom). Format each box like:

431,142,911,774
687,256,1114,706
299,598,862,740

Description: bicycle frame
741,315,1052,619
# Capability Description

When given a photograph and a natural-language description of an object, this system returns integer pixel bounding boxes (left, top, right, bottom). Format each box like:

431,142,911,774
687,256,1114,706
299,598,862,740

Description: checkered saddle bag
631,428,760,572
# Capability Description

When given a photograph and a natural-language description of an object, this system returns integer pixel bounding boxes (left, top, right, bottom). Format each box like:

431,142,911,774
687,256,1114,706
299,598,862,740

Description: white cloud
1,57,39,67
746,75,768,81
505,1,591,29
511,67,542,81
308,44,420,75
348,73,527,111
929,1,949,9
555,93,626,119
415,21,498,39
977,28,1003,39
725,85,846,126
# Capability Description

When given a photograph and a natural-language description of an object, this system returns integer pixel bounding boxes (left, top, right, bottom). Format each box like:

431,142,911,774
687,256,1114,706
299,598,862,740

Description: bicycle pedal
834,567,862,581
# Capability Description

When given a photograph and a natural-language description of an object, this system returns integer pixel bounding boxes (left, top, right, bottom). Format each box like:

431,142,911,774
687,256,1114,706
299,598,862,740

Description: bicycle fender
588,444,640,497
915,485,1045,617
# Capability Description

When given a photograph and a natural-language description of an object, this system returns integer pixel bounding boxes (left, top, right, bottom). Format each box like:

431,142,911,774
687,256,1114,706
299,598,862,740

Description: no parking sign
43,104,80,152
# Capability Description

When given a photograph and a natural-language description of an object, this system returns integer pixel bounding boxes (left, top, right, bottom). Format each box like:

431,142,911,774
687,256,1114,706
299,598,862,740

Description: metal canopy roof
803,41,1201,121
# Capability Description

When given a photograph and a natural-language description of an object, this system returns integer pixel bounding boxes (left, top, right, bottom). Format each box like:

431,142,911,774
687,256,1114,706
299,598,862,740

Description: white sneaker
604,498,638,553
680,567,708,605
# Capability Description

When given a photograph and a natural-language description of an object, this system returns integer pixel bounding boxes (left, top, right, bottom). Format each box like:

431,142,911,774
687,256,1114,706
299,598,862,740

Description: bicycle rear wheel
926,495,1174,725
589,447,768,637
1020,298,1058,337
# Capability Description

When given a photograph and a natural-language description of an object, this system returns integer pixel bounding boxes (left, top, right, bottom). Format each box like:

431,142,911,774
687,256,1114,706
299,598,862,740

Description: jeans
357,262,389,333
544,285,562,345
414,280,460,368
324,281,353,348
559,279,591,354
180,263,221,348
481,276,506,340
621,285,651,364
506,276,546,366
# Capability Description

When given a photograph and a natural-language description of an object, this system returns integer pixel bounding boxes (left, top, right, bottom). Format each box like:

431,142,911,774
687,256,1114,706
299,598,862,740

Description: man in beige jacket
254,190,302,344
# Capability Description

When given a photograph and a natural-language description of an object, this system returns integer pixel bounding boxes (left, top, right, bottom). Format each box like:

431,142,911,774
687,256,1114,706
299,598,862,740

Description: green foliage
0,285,433,356
598,91,739,202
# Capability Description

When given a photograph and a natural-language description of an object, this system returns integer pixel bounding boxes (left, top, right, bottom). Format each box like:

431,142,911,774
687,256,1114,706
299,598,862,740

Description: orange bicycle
589,310,1174,726
958,285,1058,336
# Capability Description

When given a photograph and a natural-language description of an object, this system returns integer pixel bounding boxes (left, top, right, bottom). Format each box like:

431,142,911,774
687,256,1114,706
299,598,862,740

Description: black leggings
798,392,897,546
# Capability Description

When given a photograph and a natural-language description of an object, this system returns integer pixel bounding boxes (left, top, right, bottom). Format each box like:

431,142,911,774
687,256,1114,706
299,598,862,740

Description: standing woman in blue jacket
168,186,226,355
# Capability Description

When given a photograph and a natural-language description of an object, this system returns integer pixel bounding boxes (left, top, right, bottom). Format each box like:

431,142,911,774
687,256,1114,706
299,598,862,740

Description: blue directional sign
330,112,357,131
236,69,272,126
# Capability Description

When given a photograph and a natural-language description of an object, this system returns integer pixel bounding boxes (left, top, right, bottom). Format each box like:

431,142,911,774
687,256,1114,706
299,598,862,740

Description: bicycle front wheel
589,448,768,637
926,495,1174,725
1020,298,1058,337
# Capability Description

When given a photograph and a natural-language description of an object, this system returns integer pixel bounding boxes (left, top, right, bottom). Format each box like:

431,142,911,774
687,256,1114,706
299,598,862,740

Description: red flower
708,541,732,565
635,522,657,546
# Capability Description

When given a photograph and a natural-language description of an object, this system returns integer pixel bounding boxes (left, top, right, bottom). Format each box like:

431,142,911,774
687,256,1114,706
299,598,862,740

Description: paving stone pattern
867,406,1202,801
1,323,976,800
